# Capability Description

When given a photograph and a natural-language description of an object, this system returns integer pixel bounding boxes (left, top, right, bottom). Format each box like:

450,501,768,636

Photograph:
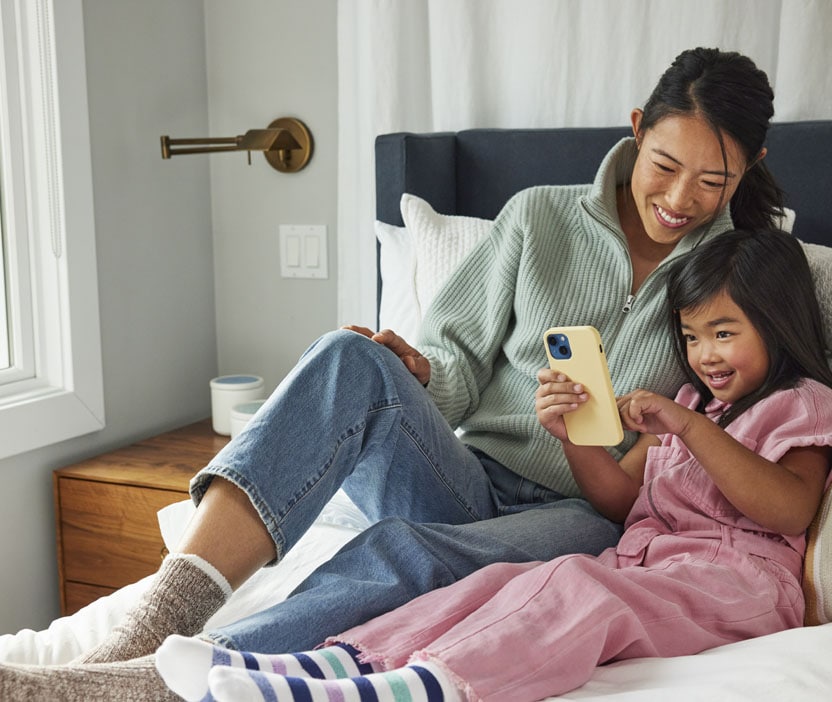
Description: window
0,0,104,459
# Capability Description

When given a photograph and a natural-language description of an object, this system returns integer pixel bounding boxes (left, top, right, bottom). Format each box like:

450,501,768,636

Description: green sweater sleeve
418,194,525,428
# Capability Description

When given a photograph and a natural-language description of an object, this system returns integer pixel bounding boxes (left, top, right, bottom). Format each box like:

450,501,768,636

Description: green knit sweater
419,138,734,496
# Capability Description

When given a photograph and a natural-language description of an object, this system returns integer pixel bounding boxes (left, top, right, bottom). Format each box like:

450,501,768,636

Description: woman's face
629,111,750,247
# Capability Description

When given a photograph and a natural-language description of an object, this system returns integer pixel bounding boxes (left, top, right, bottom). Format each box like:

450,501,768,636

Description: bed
3,122,832,701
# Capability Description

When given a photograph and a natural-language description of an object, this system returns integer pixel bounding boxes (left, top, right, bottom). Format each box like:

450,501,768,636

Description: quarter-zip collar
580,137,734,320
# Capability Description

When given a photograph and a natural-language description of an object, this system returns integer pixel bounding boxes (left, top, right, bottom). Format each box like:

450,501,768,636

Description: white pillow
805,482,832,625
374,220,420,341
802,241,832,353
800,240,832,625
400,193,493,316
778,207,796,233
375,196,493,340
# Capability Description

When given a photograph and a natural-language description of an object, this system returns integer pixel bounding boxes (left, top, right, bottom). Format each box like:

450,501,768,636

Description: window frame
0,0,104,460
0,201,9,370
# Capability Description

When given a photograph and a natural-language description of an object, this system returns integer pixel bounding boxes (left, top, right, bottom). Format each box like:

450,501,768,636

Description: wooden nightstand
53,420,229,616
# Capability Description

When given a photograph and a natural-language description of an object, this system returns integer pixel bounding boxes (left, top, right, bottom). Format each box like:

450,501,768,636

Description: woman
0,47,789,700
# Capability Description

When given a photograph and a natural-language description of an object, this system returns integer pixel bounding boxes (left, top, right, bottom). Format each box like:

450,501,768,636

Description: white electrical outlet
279,225,328,279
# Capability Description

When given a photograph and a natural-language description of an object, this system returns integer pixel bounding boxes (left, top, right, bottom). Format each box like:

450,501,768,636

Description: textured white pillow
800,240,832,625
802,242,832,353
400,193,493,317
374,220,420,341
805,483,832,625
778,207,796,233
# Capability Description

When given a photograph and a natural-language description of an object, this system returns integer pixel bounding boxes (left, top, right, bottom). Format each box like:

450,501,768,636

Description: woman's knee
306,328,368,356
303,329,388,370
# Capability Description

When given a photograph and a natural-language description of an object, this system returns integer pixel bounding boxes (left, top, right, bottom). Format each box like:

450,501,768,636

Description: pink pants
333,537,803,702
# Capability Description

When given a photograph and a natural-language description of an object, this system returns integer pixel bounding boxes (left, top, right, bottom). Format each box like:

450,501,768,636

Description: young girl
152,228,832,702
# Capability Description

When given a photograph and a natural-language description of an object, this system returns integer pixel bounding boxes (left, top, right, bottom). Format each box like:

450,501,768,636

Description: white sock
156,634,378,702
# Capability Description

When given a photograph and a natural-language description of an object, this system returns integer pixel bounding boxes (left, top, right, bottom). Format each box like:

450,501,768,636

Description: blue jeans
192,330,622,652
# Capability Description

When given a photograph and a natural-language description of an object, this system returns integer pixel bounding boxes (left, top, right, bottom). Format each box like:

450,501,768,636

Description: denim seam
398,417,483,522
272,421,369,541
272,395,404,554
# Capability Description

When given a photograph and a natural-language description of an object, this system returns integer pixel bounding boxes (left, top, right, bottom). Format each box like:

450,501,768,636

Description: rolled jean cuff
189,464,290,564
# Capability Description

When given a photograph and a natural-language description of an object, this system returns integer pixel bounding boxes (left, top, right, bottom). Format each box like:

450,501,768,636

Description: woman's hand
342,325,431,386
617,389,694,438
535,368,588,442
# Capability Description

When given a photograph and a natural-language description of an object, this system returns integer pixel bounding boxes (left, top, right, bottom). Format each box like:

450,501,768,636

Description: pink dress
332,380,832,702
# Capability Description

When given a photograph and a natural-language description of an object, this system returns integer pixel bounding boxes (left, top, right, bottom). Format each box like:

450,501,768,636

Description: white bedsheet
2,491,831,701
0,492,369,666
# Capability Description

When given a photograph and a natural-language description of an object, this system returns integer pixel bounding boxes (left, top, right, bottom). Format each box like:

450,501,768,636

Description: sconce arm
160,117,312,173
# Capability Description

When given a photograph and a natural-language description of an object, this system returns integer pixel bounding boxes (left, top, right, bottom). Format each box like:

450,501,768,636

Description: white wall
0,0,218,634
0,0,339,635
204,0,339,392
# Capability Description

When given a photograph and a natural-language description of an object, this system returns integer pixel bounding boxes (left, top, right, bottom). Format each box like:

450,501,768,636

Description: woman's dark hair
639,47,784,231
665,229,832,427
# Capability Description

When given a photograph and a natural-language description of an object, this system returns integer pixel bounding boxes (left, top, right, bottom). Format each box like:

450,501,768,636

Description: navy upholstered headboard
375,121,832,246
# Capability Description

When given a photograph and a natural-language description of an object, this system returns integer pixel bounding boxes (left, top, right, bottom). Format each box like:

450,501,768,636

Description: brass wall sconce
160,116,313,173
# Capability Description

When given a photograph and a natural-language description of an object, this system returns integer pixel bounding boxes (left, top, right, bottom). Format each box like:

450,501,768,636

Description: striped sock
207,661,462,702
156,635,377,702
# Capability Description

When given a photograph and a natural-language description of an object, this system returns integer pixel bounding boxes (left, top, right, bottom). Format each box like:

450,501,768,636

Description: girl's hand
342,325,431,385
618,389,693,437
535,368,589,442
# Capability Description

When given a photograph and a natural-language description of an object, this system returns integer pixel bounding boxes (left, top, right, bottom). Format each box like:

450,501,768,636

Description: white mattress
2,491,831,701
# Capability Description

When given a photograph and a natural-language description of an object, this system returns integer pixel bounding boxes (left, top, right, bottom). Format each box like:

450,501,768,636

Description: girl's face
629,111,749,247
680,289,769,405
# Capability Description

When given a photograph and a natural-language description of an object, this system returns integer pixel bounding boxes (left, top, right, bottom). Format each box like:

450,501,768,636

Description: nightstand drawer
64,582,117,614
56,477,185,589
54,420,228,615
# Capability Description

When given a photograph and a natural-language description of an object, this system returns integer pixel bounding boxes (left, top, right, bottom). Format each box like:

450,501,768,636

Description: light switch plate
279,225,328,278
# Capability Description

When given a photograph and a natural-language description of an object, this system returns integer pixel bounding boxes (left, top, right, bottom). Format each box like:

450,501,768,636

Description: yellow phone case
543,326,624,446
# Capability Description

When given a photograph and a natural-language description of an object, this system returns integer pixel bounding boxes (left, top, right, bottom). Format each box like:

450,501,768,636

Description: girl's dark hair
639,47,784,231
665,229,832,427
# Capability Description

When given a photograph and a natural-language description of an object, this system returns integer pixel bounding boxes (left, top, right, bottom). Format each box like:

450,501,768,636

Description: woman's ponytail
729,161,784,230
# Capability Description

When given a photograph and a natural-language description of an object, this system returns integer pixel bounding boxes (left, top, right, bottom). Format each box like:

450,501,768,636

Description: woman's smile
653,204,692,229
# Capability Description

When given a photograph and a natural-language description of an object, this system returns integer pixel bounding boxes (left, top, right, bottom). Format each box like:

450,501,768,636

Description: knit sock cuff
169,553,233,598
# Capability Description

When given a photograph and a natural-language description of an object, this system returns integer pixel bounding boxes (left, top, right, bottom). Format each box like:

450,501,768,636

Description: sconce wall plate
265,117,313,173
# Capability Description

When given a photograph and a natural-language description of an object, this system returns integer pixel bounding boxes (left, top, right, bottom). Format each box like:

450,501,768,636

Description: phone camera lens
547,333,572,359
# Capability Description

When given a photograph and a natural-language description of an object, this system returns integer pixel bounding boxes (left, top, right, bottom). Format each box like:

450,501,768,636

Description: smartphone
543,326,623,446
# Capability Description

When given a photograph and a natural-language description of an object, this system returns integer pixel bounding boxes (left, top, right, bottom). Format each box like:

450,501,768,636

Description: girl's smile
680,289,770,405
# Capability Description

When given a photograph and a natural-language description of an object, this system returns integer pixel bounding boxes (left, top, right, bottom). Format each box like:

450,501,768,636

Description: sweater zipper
580,196,677,319
579,198,639,316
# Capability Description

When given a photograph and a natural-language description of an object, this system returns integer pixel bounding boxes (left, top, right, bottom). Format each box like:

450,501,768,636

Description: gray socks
76,553,232,665
0,554,231,700
0,655,176,702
